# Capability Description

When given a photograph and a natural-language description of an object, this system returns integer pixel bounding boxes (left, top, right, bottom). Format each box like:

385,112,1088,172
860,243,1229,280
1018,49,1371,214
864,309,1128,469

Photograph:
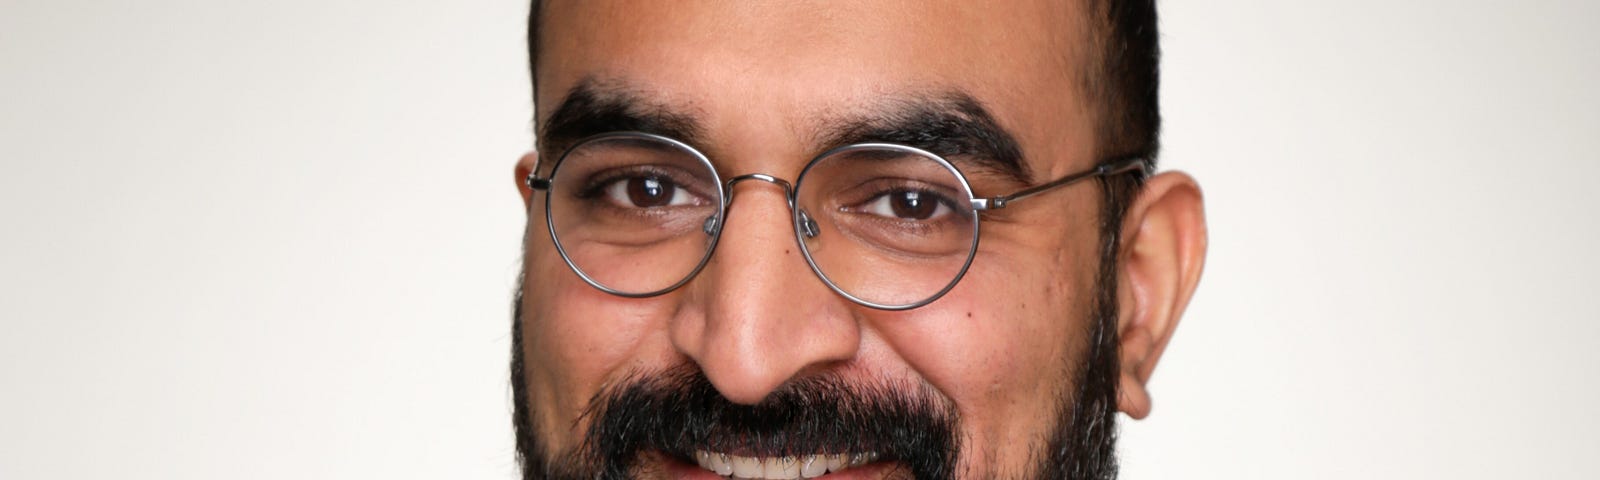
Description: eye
600,175,699,208
859,189,953,221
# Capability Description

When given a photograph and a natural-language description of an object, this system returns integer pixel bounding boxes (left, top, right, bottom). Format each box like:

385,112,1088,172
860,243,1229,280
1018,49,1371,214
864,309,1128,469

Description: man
511,1,1207,479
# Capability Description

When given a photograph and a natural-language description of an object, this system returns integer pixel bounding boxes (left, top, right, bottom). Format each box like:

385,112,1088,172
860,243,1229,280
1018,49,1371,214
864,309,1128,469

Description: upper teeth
694,451,879,479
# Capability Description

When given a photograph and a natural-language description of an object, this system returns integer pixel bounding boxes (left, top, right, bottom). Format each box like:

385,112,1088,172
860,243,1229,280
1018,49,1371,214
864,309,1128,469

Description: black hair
1083,0,1161,163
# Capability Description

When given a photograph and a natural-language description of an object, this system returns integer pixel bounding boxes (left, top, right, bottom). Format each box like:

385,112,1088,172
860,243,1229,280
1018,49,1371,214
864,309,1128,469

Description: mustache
568,364,961,480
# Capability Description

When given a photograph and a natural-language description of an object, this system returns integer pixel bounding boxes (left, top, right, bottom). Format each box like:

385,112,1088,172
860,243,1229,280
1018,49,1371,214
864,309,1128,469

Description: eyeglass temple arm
971,156,1147,210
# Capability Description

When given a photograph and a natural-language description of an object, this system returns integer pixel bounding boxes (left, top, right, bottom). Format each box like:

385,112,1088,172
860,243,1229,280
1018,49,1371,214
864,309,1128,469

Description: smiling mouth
692,450,881,479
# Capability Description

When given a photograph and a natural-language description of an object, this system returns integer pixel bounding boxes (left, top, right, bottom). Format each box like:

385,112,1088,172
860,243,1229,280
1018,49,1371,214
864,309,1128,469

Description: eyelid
836,177,967,205
940,164,1030,197
837,184,972,226
575,165,716,201
859,192,954,218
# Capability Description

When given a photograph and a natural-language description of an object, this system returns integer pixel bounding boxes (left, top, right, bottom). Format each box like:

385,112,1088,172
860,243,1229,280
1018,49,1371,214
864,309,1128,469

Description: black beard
512,182,1128,479
546,365,960,479
510,271,1121,480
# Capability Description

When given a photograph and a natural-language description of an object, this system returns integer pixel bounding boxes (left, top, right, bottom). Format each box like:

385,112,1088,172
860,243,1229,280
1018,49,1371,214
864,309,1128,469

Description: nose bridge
671,173,859,405
720,173,823,241
724,173,795,208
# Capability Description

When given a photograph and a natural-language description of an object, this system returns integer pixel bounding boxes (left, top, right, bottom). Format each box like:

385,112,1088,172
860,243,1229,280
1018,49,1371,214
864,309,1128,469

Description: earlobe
515,151,540,208
1113,171,1208,419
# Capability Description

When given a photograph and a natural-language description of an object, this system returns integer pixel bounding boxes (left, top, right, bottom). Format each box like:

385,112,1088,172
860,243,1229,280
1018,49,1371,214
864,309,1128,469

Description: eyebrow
539,78,1030,184
538,78,705,157
815,93,1030,184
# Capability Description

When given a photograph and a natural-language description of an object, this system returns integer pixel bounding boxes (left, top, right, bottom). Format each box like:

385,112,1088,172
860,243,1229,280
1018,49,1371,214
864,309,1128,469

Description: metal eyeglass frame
526,131,1148,311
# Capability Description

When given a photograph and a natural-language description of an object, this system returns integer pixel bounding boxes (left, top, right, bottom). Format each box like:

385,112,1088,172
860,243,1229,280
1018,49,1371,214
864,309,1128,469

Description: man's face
516,1,1134,478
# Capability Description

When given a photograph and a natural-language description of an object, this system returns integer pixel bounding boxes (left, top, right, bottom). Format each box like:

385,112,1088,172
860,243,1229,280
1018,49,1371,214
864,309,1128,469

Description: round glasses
526,131,1144,310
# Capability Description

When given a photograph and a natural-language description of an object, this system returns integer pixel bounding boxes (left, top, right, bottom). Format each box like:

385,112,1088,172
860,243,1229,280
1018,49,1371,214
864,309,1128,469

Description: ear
1114,171,1207,419
515,150,540,209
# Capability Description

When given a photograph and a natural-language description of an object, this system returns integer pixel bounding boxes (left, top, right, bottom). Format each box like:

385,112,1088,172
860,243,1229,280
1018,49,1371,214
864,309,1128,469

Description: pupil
890,190,937,219
627,177,673,207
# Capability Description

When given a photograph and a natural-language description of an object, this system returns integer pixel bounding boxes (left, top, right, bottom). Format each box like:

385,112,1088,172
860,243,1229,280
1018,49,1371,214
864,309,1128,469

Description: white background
2,0,1596,478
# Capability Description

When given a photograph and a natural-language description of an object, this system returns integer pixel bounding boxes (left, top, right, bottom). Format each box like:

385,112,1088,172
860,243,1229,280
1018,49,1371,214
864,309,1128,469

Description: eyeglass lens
546,136,723,295
794,146,978,307
544,134,979,308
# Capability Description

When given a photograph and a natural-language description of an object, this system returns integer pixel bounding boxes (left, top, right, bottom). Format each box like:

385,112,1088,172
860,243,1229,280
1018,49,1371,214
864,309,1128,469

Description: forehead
536,0,1097,175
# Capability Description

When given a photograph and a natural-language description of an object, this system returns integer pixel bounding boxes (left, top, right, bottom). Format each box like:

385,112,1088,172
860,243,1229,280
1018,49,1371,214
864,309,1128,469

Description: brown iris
627,177,674,207
889,190,938,219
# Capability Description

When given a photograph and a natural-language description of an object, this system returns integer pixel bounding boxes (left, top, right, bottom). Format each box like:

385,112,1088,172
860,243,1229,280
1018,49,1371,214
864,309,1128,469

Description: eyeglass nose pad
702,215,720,237
798,210,820,239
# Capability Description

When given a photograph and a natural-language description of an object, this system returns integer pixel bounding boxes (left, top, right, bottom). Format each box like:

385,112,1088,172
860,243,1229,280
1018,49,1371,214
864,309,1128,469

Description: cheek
913,261,1089,397
519,235,665,453
868,230,1100,468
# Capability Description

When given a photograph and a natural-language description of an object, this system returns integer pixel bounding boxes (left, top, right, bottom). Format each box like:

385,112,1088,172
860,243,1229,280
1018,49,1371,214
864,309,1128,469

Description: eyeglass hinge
526,175,551,190
972,197,1007,211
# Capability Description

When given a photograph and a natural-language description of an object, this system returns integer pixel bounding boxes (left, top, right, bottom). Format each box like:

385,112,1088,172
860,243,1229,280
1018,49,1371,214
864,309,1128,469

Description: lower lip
662,454,895,480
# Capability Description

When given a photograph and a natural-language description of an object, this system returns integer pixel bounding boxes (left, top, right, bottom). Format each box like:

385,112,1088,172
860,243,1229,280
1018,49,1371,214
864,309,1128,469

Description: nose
670,177,860,405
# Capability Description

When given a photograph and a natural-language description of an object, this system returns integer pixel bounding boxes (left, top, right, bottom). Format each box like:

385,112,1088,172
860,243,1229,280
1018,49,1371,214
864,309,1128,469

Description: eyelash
574,167,702,200
838,181,968,228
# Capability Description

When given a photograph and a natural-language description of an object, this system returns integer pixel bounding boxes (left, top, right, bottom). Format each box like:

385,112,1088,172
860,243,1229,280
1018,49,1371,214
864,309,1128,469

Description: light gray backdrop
2,0,1596,478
